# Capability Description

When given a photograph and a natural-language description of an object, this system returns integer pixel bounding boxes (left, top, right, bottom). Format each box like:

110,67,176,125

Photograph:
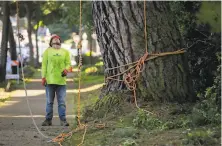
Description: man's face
51,38,61,49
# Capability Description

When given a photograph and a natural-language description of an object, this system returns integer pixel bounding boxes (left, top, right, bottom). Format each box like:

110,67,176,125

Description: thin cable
16,0,50,140
77,0,82,126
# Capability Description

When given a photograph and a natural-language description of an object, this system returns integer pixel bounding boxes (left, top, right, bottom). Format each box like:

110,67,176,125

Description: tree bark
93,1,194,103
8,19,17,74
0,1,10,82
35,22,40,67
25,3,34,66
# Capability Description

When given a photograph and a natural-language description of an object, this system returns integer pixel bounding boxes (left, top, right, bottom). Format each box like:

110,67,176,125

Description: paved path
0,73,77,146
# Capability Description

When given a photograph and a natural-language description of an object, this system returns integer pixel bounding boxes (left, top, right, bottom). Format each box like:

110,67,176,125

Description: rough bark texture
0,1,10,82
8,19,18,74
35,22,40,67
93,1,194,103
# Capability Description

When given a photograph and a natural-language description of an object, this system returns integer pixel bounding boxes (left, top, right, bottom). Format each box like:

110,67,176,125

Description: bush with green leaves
23,66,36,77
171,1,221,94
163,116,191,130
190,58,221,126
122,139,137,146
84,65,104,75
133,109,164,130
183,129,219,146
80,55,101,65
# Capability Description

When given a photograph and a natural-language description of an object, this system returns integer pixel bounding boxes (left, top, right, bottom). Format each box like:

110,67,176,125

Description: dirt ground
0,73,77,146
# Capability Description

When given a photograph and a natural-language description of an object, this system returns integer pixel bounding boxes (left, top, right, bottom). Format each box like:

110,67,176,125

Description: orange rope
51,0,88,145
52,1,185,145
105,1,186,115
106,49,185,80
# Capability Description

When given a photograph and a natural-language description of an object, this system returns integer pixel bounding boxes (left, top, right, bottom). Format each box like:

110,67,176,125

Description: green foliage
33,20,44,30
47,23,73,41
113,127,137,138
171,1,221,94
190,61,221,126
79,55,101,66
84,51,96,57
41,1,62,15
122,139,137,146
60,1,93,33
190,103,220,126
84,66,98,74
163,116,191,130
64,39,73,44
80,64,104,76
95,61,104,66
73,72,104,84
23,66,36,78
183,129,219,146
133,109,164,130
0,88,11,102
196,2,221,32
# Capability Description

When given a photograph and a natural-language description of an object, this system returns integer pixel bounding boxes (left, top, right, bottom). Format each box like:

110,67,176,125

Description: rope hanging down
105,0,186,114
16,1,51,140
51,0,87,145
16,1,86,145
52,0,186,144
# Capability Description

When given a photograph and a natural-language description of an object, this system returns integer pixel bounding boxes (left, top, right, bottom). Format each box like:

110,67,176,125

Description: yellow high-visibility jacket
41,47,71,85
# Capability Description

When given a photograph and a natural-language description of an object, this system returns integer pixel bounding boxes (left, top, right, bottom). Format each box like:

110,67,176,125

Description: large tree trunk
93,1,194,103
0,2,10,82
25,3,34,66
8,19,17,74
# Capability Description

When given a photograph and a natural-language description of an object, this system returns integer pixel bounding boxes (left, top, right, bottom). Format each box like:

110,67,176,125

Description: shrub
133,109,163,130
190,60,221,126
183,129,219,146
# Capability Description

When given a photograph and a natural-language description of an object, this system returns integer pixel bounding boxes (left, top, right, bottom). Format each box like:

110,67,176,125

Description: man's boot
42,119,52,126
60,120,69,126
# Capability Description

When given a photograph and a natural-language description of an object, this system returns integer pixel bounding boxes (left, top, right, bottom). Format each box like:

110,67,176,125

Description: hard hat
49,34,61,47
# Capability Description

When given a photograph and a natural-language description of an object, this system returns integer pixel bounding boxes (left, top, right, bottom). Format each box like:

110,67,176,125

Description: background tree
93,1,194,103
170,1,221,94
8,19,17,74
0,1,10,82
24,2,34,66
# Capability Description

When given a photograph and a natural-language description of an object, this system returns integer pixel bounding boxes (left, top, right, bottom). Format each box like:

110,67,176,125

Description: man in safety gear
41,34,72,126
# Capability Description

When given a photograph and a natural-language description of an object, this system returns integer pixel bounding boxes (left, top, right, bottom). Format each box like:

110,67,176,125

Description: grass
0,87,11,107
0,66,37,104
63,90,221,146
73,74,104,87
10,65,217,146
67,71,104,121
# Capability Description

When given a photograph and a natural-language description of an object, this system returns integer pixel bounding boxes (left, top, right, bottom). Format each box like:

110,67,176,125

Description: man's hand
42,78,47,86
61,69,68,77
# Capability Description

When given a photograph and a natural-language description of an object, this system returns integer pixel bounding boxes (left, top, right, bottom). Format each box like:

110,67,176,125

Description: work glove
42,78,47,86
61,69,68,77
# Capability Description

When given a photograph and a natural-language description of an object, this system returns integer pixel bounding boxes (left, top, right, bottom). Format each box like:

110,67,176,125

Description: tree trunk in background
25,3,34,66
8,19,17,74
0,1,10,82
93,1,194,103
35,22,40,67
